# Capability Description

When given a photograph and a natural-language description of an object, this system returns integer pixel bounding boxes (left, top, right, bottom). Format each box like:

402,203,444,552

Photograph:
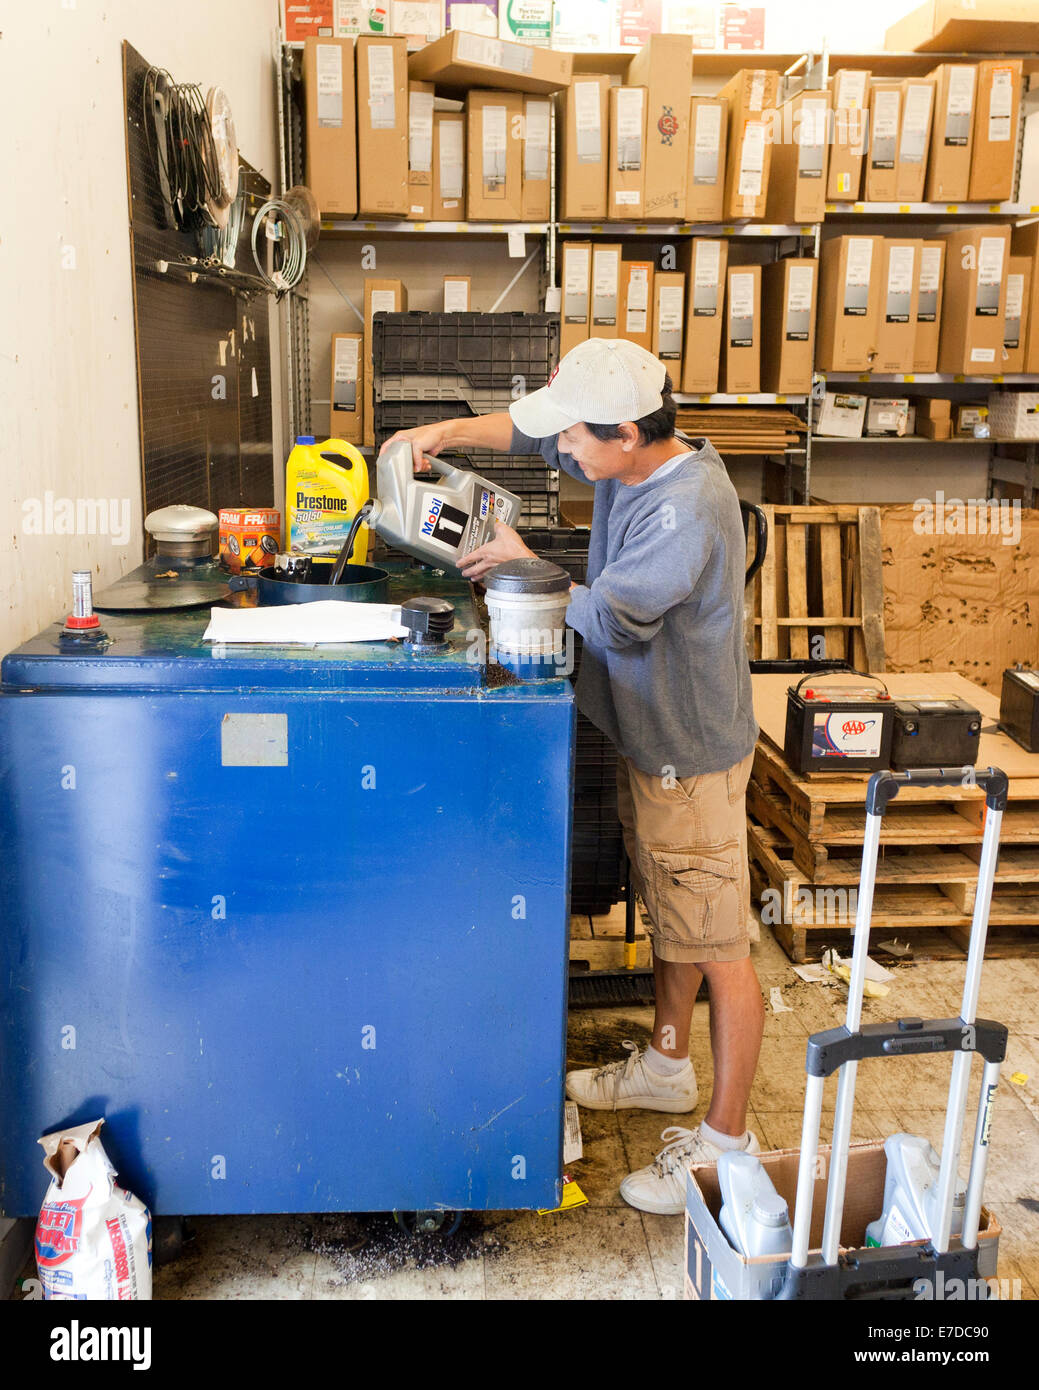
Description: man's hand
459,521,537,582
379,424,448,473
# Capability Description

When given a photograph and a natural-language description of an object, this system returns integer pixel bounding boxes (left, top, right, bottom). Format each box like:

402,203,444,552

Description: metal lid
144,505,219,543
483,558,571,596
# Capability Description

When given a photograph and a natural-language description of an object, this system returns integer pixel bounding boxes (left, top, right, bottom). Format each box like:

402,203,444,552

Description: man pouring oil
381,338,762,1216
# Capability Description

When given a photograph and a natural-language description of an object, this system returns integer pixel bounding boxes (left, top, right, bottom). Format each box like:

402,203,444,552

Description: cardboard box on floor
560,240,592,356
560,74,609,222
827,69,869,202
303,37,358,217
884,0,1039,58
330,332,364,444
625,34,693,221
363,278,407,447
652,271,686,380
590,243,623,338
865,80,901,202
686,97,727,223
406,80,435,220
467,90,524,221
760,257,816,396
407,29,573,94
1003,254,1032,374
816,235,882,373
356,36,409,217
432,111,466,220
1011,221,1039,373
721,263,761,394
913,239,946,373
619,259,654,351
680,238,729,394
719,68,778,221
937,225,1011,376
765,88,831,225
875,239,922,374
895,78,935,202
521,96,552,221
609,85,646,221
925,64,977,202
968,60,1023,204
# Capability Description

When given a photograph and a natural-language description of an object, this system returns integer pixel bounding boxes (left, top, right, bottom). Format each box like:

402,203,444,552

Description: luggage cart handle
866,766,1008,816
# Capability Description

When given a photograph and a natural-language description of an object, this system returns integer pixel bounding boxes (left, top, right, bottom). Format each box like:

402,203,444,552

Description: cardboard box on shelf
913,239,946,373
407,80,436,220
391,0,442,46
720,263,761,393
590,243,623,337
719,68,779,221
918,396,953,439
356,36,409,217
955,402,988,434
561,240,592,355
925,64,977,202
937,225,1011,376
444,275,471,310
884,1,1039,56
686,96,727,223
625,34,693,221
619,259,655,351
303,37,358,217
330,332,364,444
865,81,902,203
760,257,817,396
827,69,870,202
432,111,467,219
968,61,1023,204
499,0,553,43
680,238,728,393
521,96,552,220
816,235,882,373
560,74,610,222
1011,221,1039,373
467,90,524,221
333,0,386,36
894,78,935,203
609,85,647,220
875,239,922,375
407,28,572,93
866,397,911,436
653,271,686,379
363,278,407,447
1003,255,1032,374
815,391,867,438
284,0,334,41
765,88,831,225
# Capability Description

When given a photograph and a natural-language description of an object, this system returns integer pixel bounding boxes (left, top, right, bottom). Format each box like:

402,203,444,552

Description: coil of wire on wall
250,198,309,297
142,67,239,237
199,168,246,268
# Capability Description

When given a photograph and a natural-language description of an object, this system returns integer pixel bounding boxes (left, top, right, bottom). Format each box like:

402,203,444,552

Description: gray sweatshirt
512,425,758,779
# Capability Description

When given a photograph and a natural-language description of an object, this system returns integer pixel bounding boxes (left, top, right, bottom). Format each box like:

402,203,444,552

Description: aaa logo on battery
842,719,868,736
657,107,679,145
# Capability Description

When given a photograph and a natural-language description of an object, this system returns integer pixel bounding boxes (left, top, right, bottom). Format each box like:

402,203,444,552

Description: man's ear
619,422,640,450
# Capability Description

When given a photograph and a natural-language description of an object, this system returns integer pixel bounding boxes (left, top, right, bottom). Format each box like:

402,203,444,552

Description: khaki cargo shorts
616,751,755,965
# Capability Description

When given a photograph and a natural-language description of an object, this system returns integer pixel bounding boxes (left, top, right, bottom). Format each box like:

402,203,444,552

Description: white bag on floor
35,1118,153,1300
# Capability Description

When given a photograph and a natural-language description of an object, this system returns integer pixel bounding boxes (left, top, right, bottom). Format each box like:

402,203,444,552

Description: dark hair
583,373,677,447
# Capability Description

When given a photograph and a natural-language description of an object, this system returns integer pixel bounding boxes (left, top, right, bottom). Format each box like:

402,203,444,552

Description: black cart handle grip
792,670,889,698
867,765,1008,816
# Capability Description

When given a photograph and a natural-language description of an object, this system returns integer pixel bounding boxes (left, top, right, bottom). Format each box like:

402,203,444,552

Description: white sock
644,1044,690,1076
700,1119,750,1152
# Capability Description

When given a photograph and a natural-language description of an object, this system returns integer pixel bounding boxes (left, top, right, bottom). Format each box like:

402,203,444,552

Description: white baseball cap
509,338,668,438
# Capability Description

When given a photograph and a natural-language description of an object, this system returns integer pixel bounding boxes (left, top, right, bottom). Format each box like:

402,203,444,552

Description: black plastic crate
372,312,558,390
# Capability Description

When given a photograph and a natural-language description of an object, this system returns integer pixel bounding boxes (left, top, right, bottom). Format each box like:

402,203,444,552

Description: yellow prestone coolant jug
286,436,370,561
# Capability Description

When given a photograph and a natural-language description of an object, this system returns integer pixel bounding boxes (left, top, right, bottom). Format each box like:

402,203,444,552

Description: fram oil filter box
561,239,592,355
560,74,610,221
303,37,358,216
937,225,1011,376
680,238,728,394
913,239,946,373
875,239,922,374
816,235,882,373
609,85,647,220
686,96,727,223
356,35,409,216
760,257,816,395
330,332,364,443
784,679,895,774
620,259,654,351
827,69,869,201
719,68,778,220
220,507,282,572
969,60,1023,203
925,64,977,202
720,263,761,394
467,89,524,221
625,34,693,220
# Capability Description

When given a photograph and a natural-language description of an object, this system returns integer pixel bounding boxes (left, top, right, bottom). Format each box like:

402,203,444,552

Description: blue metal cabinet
0,578,574,1215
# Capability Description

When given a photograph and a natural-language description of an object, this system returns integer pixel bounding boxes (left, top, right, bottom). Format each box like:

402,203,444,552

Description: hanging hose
250,197,308,294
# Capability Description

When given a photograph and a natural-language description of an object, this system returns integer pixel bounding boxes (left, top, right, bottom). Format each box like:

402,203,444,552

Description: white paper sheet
204,600,408,645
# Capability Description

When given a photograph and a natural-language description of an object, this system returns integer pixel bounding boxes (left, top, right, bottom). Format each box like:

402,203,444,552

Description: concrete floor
12,922,1039,1300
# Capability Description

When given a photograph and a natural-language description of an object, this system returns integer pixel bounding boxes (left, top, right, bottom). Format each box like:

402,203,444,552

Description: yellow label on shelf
800,226,812,234
989,204,1000,213
898,205,910,214
698,394,710,402
737,395,749,403
723,226,736,235
777,395,787,402
320,221,334,230
413,222,427,231
1031,206,1039,214
853,203,864,213
903,374,915,382
635,224,648,232
857,374,870,382
945,205,958,213
993,375,1005,383
954,374,965,382
591,224,604,232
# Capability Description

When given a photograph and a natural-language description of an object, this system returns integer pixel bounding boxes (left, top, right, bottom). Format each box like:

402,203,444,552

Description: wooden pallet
750,504,885,669
749,823,1039,963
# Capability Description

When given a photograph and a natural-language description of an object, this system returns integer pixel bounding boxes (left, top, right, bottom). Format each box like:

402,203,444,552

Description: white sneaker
565,1041,698,1113
620,1125,762,1216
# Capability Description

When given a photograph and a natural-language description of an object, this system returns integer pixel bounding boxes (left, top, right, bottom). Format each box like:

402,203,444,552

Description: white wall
0,0,284,657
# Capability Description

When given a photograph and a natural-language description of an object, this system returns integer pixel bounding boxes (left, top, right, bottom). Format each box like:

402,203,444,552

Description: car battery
784,675,894,775
890,698,982,770
1000,667,1039,752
